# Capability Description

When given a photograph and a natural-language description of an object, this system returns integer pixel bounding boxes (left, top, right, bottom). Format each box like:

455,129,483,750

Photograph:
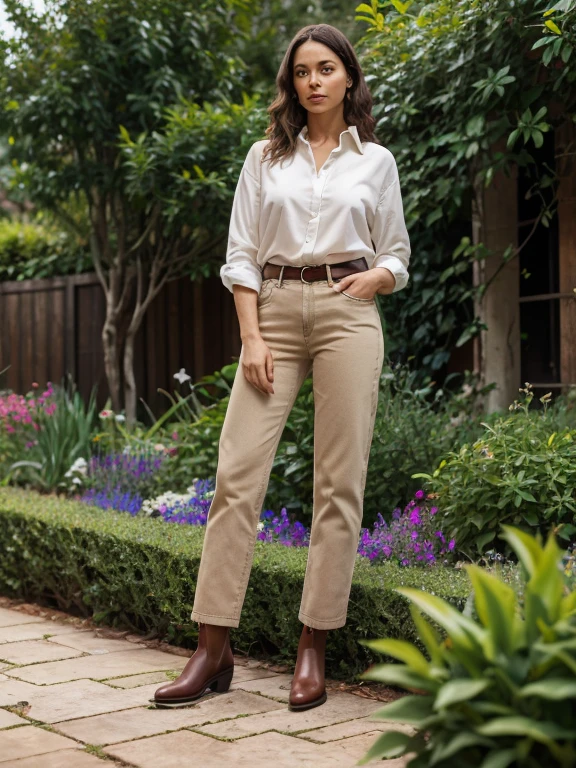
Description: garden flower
99,409,114,419
174,368,191,384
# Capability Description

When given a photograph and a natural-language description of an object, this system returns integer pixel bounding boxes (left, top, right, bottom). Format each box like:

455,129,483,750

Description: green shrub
0,486,470,679
358,525,576,767
415,385,576,557
0,218,91,281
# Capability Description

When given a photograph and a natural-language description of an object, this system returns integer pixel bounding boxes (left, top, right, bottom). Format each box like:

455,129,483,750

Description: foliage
0,0,258,422
416,384,576,557
0,381,56,482
120,361,488,527
0,485,470,679
0,217,91,281
8,380,98,491
359,525,576,768
353,0,576,381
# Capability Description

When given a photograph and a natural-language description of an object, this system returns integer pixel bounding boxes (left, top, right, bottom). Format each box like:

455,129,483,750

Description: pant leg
298,283,385,629
191,280,311,627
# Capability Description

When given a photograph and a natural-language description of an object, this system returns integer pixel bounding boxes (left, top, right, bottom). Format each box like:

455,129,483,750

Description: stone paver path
0,604,409,767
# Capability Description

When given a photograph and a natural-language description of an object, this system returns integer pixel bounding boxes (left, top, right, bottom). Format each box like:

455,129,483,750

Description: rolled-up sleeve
370,158,411,293
220,144,262,294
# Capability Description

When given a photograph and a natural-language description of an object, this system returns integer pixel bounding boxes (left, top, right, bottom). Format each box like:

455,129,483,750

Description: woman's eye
296,67,333,76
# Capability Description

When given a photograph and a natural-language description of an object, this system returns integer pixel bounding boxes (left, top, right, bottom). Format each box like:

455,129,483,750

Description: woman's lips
309,95,326,102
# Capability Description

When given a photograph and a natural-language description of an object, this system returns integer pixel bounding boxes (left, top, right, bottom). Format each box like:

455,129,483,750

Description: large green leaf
356,730,412,765
519,679,576,699
396,588,486,672
363,638,432,677
476,716,576,743
361,663,440,694
369,694,434,725
410,604,445,667
465,565,517,656
429,731,496,765
434,678,490,710
480,749,518,768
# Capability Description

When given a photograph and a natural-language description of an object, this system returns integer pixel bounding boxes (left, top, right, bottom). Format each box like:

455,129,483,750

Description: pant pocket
257,279,275,307
340,289,375,303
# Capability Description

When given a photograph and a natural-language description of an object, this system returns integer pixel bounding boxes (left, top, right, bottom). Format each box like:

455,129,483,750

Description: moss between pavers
0,487,470,680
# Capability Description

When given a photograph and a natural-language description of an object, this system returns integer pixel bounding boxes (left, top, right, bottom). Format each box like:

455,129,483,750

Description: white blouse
220,124,411,295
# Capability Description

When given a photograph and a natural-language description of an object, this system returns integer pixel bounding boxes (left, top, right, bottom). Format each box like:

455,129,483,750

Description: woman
153,22,410,712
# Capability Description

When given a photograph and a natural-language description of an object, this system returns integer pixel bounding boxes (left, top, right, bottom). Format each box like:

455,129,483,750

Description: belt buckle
300,265,315,284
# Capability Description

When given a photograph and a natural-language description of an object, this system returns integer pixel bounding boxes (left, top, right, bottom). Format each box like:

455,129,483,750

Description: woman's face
292,40,352,115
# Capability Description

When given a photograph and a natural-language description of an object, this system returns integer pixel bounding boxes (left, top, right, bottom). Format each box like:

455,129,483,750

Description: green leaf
356,730,412,764
480,749,518,768
434,678,490,710
363,638,432,676
465,565,516,655
477,716,576,742
369,694,434,725
361,663,440,693
430,731,496,765
519,679,576,700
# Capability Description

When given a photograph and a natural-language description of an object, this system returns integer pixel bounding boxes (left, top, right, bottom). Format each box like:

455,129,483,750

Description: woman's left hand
332,267,396,299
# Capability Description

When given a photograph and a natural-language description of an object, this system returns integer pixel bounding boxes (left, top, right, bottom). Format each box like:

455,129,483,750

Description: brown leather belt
262,257,368,285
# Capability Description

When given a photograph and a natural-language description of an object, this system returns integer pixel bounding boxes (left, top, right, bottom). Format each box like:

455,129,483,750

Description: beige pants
191,275,385,630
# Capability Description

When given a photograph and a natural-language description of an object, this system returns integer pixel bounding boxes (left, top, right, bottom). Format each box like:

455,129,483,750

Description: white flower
256,522,264,531
115,414,126,423
174,368,191,384
99,409,114,419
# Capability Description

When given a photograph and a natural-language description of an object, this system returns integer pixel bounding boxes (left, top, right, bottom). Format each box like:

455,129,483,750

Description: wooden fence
0,272,241,414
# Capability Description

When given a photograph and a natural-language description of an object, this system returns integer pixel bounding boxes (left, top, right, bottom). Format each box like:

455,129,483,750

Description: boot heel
210,666,234,693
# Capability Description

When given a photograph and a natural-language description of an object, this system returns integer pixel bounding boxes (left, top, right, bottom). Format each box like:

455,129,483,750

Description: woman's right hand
242,336,275,395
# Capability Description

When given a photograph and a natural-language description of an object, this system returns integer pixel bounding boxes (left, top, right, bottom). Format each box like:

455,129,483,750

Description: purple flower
414,490,425,500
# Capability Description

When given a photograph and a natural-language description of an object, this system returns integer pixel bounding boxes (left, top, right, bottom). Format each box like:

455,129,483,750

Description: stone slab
5,649,187,685
0,750,115,768
0,709,28,728
105,729,351,768
0,725,80,762
0,640,84,666
231,673,293,701
196,691,382,740
0,679,162,724
0,623,87,645
103,671,172,689
47,633,146,655
56,690,285,745
300,714,414,743
0,609,42,629
0,680,44,707
332,730,410,765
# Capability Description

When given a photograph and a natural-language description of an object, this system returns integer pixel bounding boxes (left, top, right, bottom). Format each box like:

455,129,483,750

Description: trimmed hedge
0,488,471,679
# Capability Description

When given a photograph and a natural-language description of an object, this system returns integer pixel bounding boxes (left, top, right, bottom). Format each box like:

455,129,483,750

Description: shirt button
305,236,311,243
311,212,318,217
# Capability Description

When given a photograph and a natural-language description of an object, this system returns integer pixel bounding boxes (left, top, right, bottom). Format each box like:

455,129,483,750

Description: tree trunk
123,327,139,427
102,312,122,413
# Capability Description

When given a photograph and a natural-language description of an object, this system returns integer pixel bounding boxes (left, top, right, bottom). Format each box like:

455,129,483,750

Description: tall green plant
358,525,576,767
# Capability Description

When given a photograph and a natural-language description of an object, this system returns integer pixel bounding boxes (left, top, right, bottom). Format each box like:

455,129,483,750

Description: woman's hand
332,267,396,299
242,335,275,395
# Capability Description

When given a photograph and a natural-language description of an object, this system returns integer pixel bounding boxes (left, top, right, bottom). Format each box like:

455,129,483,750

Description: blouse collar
297,124,364,155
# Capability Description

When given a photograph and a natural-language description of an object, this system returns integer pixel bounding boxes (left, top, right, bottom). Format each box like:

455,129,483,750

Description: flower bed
0,486,470,679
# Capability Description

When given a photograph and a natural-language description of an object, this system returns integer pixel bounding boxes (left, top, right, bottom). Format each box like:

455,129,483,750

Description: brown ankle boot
152,623,234,707
288,624,328,711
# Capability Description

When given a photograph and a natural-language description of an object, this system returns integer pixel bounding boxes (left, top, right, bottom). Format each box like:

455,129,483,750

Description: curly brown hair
261,24,380,168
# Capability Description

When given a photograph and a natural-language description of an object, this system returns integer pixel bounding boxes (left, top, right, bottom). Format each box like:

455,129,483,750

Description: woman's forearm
232,284,262,341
